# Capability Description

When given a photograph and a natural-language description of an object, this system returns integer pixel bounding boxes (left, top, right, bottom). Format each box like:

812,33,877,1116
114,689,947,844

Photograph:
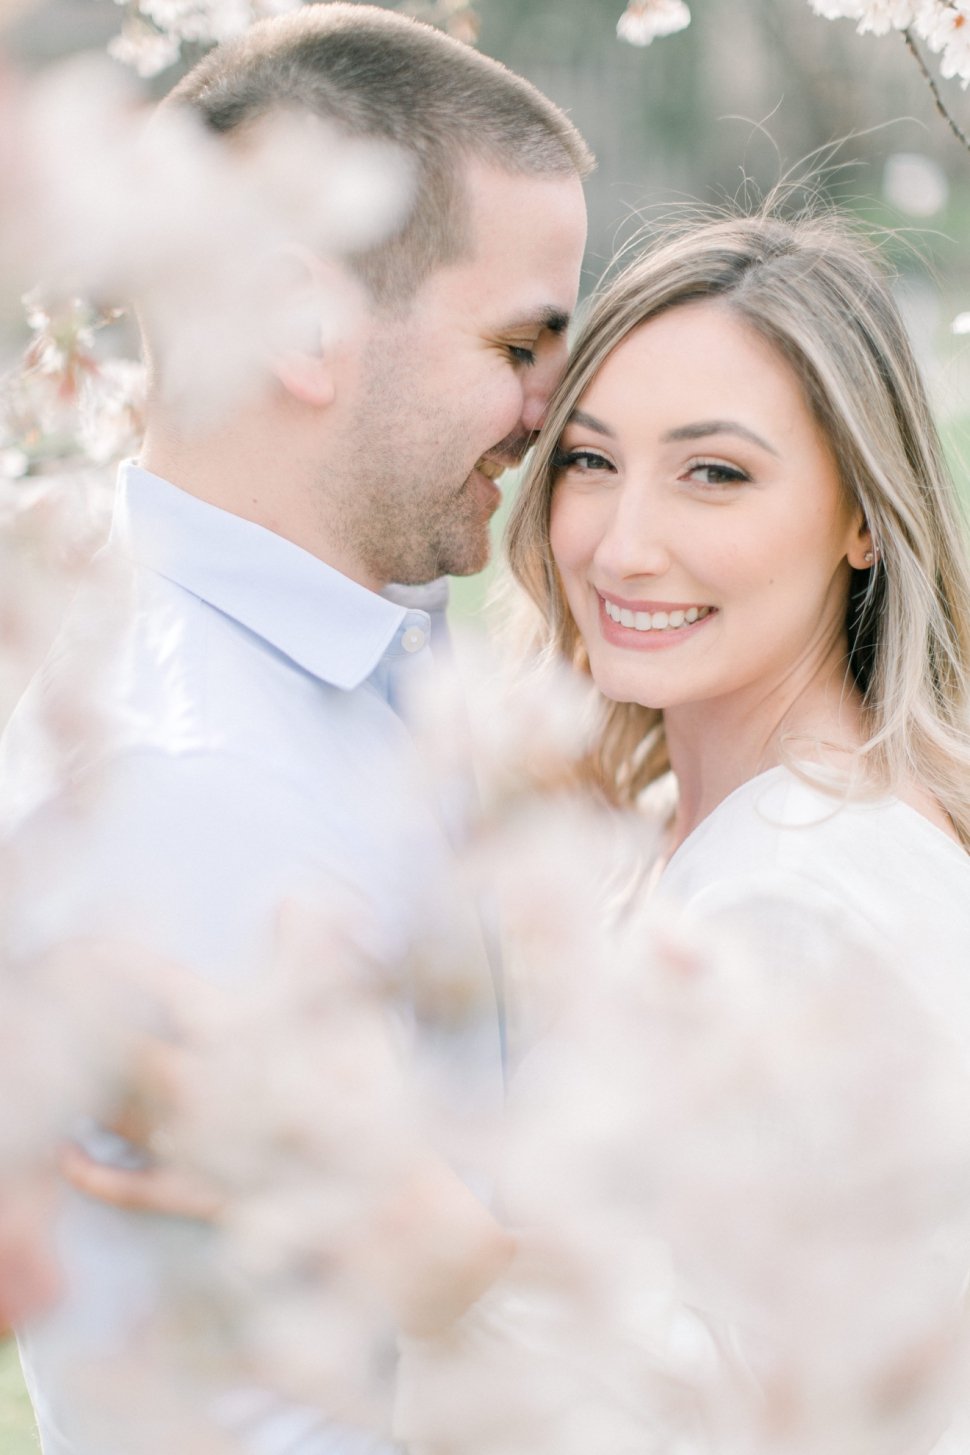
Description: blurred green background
0,1339,38,1452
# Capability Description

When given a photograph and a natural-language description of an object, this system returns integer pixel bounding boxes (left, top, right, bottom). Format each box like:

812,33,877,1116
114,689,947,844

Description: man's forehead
409,164,586,330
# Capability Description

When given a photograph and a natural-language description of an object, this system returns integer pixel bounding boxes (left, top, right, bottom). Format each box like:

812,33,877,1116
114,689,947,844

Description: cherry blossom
808,0,866,16
616,0,691,48
918,2,970,86
808,1,970,130
0,59,414,439
106,0,301,78
808,0,970,85
106,20,181,78
809,0,918,32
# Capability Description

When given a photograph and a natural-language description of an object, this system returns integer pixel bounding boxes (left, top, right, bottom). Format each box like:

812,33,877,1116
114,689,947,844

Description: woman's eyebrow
567,408,615,436
663,420,779,456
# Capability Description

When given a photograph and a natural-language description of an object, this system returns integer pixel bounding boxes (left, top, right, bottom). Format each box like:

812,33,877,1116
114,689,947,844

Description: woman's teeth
603,601,711,632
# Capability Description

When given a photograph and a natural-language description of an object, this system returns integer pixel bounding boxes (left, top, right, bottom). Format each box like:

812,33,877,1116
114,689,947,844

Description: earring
864,550,874,564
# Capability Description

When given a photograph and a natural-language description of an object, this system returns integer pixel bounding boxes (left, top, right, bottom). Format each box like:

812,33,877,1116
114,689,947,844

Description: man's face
333,161,588,588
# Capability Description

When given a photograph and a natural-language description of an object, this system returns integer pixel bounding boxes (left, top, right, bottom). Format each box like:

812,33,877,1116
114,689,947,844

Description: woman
490,206,970,1452
507,208,970,1017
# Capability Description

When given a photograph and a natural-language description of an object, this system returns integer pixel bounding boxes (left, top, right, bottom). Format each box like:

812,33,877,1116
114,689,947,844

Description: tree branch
903,26,970,153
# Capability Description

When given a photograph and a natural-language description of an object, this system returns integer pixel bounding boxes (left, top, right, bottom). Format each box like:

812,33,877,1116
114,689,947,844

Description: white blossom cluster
617,0,970,95
397,0,482,46
12,634,967,1453
808,0,970,86
617,0,691,47
0,57,413,446
108,0,301,79
0,294,145,481
105,0,481,79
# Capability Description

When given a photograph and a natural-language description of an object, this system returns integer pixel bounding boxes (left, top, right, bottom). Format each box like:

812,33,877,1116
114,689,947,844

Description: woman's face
549,300,869,715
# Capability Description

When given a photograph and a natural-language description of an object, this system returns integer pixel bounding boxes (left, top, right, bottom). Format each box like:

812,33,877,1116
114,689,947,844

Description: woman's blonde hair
506,205,970,846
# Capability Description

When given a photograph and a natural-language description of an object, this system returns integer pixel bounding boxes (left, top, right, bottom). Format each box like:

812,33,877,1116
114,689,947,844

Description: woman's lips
597,592,717,648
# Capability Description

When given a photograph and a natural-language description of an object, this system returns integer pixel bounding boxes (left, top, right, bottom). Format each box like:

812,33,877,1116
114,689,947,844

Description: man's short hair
167,3,594,306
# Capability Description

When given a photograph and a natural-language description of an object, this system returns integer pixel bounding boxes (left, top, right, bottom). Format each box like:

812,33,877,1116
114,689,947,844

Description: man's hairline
359,149,586,318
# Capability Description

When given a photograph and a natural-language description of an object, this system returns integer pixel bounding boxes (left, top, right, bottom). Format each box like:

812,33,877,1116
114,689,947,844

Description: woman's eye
685,460,750,487
553,448,614,473
508,345,537,366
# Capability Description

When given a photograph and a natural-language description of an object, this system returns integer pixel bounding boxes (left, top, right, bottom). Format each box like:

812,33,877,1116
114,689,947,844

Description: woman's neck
663,658,866,855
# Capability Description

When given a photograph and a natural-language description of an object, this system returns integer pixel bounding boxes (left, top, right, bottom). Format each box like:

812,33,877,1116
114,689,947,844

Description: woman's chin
591,671,666,711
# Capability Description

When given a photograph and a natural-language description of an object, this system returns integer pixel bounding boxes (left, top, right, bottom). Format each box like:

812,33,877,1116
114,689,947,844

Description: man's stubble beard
356,458,491,587
331,361,492,587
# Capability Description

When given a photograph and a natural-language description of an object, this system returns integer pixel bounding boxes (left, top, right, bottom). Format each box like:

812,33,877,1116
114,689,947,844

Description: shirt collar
109,462,414,691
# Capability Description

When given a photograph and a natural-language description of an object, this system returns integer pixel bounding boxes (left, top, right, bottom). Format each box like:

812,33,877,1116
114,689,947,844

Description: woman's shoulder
654,763,970,1041
658,762,970,913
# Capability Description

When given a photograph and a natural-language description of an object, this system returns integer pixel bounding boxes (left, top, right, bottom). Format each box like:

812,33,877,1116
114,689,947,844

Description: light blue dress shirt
0,463,503,1455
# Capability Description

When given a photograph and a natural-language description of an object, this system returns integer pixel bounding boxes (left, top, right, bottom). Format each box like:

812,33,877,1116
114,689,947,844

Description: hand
59,977,228,1223
59,1131,224,1222
60,1059,512,1337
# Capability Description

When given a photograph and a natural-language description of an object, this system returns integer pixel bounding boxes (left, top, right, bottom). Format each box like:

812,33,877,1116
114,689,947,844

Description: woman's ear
847,513,877,571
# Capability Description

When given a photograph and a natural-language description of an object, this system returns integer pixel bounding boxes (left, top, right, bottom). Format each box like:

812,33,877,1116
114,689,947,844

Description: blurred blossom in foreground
102,0,484,78
0,294,125,727
0,54,414,431
0,294,145,478
0,941,158,1329
398,880,970,1455
882,150,950,214
1,609,970,1448
0,474,114,736
398,0,482,46
617,0,691,47
107,0,301,78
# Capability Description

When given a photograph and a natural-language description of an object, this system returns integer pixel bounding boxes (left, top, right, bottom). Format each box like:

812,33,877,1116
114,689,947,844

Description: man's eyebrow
663,420,779,456
503,307,571,336
567,408,615,436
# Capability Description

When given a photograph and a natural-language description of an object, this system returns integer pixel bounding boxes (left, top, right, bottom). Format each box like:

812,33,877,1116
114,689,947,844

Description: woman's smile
597,591,717,649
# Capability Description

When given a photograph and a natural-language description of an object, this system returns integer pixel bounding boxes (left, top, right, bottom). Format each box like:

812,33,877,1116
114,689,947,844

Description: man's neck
139,422,384,592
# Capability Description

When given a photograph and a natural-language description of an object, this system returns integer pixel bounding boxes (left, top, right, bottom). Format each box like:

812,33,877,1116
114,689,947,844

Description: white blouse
655,763,970,1042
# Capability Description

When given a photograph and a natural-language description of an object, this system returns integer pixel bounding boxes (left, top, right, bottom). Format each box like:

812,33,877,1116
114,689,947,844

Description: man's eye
686,460,750,487
553,448,614,473
508,345,537,366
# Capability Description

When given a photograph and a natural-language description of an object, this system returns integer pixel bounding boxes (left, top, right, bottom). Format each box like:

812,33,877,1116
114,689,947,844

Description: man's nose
520,333,570,434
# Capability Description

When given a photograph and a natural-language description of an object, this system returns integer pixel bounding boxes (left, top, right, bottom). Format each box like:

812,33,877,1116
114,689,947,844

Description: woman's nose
594,484,672,582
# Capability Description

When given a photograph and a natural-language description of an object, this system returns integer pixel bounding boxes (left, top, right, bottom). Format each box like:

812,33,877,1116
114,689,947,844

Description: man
0,6,590,1451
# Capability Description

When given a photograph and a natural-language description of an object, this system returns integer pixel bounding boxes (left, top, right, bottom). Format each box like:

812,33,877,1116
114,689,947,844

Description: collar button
402,626,427,654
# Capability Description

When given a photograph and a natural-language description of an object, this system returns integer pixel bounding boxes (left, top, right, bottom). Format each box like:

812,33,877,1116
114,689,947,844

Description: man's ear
268,246,364,409
273,349,337,408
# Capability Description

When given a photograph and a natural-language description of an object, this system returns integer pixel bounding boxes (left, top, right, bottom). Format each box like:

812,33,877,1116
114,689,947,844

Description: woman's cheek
549,490,595,579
